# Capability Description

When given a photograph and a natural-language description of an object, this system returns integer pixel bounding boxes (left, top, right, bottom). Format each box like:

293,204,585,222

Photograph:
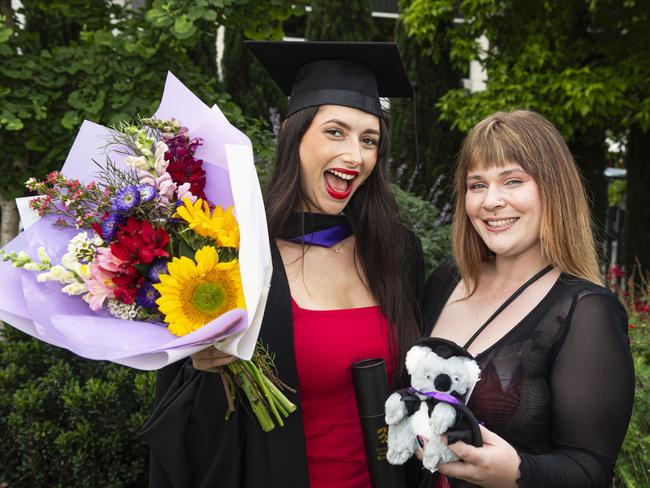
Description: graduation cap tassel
407,81,421,193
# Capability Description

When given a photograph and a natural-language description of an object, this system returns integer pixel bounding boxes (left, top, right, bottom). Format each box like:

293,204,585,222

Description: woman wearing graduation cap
141,41,424,488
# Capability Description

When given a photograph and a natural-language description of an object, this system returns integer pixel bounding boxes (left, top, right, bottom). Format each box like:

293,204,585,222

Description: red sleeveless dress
292,298,394,488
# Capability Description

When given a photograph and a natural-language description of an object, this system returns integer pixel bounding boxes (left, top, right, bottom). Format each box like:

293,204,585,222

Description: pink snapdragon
154,141,170,175
176,182,197,204
137,170,177,206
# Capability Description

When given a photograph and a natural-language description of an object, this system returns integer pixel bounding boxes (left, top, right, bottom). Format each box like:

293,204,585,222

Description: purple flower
136,282,160,309
112,185,140,213
100,213,124,241
148,259,169,282
137,184,157,203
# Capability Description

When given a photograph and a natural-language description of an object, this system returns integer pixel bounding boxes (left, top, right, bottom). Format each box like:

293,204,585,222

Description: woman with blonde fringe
420,110,634,488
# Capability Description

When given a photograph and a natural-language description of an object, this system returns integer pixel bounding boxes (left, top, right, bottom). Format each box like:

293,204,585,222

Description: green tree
305,0,377,41
222,26,288,122
390,1,464,204
401,0,649,244
0,0,305,246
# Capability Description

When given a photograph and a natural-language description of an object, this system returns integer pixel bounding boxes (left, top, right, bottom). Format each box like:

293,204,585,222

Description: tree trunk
0,0,13,28
0,196,19,247
622,125,650,281
569,128,608,254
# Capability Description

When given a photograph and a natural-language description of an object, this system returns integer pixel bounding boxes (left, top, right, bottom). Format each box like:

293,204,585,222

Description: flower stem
227,360,274,432
225,357,297,432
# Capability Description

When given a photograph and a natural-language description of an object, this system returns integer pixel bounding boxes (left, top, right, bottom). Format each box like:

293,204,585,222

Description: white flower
153,141,169,175
61,252,82,274
106,298,140,320
36,272,50,282
62,282,88,296
23,262,44,271
67,231,99,262
50,264,77,283
37,247,51,264
124,155,150,171
37,265,75,284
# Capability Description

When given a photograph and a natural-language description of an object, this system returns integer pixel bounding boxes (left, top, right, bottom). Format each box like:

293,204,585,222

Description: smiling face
298,105,380,215
465,162,543,261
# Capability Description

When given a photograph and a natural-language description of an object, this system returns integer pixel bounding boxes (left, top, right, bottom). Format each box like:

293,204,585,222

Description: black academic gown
141,235,424,488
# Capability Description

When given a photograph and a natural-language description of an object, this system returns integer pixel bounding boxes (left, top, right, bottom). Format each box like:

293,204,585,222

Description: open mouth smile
324,168,359,200
484,217,519,231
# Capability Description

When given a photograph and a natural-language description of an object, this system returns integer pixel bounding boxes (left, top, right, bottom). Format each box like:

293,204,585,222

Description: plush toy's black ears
415,337,475,361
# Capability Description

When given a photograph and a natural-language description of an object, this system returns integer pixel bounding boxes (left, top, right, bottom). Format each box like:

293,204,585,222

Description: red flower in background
164,131,206,200
110,218,170,265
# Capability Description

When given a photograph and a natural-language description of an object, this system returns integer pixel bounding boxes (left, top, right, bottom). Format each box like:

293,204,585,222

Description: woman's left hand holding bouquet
192,347,236,371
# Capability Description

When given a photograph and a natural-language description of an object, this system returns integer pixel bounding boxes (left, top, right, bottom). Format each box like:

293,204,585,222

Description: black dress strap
463,265,554,349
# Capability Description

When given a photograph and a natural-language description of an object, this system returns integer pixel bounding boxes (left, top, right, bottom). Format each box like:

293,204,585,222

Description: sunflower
154,246,245,336
174,198,240,248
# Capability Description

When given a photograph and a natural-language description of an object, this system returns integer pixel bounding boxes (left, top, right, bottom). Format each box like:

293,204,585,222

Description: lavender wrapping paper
0,72,272,370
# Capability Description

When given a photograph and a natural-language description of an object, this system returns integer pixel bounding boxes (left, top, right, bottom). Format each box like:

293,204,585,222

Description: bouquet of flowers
0,73,294,432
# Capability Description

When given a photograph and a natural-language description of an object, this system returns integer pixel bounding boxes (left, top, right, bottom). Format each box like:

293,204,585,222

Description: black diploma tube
351,358,406,488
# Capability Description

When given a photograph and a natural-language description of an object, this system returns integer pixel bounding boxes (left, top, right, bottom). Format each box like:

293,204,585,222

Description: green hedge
615,289,650,487
392,184,452,273
0,326,154,487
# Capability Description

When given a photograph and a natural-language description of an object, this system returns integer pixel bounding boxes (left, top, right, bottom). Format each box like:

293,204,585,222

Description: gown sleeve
517,290,635,487
147,360,185,488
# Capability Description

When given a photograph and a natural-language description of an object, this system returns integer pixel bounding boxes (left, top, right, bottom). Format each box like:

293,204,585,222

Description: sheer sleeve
518,291,635,487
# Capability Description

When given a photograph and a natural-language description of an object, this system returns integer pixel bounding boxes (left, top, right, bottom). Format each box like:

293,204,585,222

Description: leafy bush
611,271,650,487
392,184,452,273
0,326,155,487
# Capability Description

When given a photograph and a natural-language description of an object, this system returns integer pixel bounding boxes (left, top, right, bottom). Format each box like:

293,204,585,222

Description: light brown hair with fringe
452,110,602,290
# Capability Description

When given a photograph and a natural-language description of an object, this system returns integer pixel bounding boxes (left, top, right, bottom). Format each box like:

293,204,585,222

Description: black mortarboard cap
244,41,412,119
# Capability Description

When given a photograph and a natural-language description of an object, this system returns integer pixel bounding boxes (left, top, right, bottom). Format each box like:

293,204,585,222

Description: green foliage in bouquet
0,326,155,487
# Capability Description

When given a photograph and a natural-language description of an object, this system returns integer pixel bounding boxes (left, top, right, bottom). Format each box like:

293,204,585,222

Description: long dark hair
265,106,420,384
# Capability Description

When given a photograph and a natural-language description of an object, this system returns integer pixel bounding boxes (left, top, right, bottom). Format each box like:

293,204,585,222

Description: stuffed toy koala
385,337,482,472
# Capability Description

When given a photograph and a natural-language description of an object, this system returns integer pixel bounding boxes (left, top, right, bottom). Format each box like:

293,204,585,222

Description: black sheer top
421,261,635,488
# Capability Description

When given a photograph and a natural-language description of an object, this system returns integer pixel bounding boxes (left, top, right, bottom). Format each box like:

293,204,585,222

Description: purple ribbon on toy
286,222,352,248
408,387,463,407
